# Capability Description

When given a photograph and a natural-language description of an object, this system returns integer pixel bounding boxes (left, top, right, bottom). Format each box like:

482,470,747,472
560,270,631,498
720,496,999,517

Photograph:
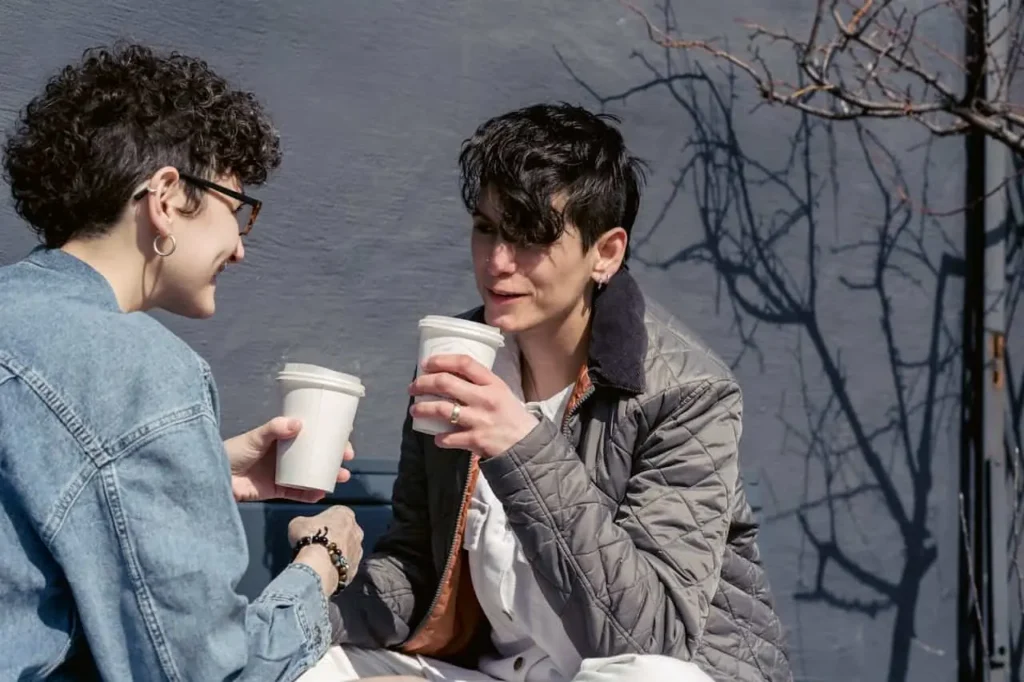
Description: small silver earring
153,234,177,257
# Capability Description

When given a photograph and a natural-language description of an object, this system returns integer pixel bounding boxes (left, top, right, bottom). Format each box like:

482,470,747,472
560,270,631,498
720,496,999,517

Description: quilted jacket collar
467,268,648,396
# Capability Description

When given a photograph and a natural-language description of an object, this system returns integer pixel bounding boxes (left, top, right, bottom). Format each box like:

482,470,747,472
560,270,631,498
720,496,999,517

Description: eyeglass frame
131,171,263,236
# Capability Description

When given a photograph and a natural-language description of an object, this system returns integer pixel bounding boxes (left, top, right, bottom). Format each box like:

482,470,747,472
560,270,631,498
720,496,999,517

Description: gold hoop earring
153,234,177,257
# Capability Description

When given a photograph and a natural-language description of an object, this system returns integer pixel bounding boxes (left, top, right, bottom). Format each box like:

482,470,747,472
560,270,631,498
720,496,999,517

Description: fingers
278,487,326,504
336,468,352,483
420,354,495,386
288,505,365,575
289,505,355,541
409,370,485,406
343,441,355,461
433,429,478,452
408,399,477,428
295,488,325,503
320,506,364,554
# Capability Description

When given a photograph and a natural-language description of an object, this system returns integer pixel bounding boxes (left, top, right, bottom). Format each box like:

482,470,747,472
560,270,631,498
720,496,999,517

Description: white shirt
464,338,581,682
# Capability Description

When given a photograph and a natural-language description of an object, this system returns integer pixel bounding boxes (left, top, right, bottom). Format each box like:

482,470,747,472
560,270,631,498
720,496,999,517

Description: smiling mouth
488,288,526,303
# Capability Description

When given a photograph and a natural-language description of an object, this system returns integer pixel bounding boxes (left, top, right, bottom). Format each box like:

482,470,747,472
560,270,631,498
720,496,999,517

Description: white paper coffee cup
412,316,505,435
275,362,366,493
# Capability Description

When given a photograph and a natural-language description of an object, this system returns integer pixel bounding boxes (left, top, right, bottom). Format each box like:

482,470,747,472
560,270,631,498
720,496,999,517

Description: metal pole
982,0,1011,676
960,0,1011,678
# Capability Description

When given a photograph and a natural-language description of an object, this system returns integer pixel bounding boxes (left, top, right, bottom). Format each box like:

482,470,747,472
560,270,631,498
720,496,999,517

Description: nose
231,237,245,263
486,240,516,276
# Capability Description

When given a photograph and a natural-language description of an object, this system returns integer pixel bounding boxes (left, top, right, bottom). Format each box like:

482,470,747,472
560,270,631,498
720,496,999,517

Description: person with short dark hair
0,43,363,680
306,104,792,681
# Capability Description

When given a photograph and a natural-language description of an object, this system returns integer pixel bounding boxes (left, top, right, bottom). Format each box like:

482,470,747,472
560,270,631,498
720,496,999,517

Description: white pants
297,645,713,682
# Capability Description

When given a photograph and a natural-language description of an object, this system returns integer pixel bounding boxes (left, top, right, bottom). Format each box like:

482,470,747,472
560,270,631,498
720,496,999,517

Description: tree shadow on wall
1003,154,1024,680
559,7,966,680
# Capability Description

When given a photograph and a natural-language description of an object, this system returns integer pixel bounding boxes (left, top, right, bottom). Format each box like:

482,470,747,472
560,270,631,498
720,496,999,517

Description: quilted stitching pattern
336,301,792,682
479,305,792,681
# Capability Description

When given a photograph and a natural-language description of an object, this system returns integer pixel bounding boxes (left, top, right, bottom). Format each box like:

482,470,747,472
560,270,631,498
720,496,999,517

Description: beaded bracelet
293,527,349,596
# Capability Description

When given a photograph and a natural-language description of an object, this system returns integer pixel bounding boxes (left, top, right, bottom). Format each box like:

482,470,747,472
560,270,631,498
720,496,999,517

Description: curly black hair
458,102,646,256
2,42,282,247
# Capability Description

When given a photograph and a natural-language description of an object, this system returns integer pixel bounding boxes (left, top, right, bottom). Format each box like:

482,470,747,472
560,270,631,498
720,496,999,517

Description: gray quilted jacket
331,270,792,682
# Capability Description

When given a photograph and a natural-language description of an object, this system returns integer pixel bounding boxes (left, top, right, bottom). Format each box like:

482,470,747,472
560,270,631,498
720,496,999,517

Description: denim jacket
0,247,331,681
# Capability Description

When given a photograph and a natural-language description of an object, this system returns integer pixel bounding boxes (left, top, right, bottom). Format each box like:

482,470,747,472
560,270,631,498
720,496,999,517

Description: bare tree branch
622,0,1024,154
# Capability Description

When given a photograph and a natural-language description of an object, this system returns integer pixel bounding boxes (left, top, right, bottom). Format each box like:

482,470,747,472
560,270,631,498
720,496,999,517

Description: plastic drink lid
277,363,366,396
418,315,505,347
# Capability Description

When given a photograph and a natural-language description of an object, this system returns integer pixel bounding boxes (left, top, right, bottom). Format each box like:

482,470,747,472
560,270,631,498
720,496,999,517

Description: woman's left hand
225,417,355,503
408,354,539,459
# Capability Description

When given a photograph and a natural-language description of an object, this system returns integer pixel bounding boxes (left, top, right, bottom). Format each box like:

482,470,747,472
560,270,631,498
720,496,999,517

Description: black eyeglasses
132,171,263,235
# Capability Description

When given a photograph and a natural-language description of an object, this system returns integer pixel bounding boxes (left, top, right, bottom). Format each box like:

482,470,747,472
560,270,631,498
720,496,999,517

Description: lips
487,287,526,302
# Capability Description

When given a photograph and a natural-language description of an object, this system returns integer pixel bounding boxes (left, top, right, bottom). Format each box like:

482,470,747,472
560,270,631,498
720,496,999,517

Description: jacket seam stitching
626,379,737,652
630,379,729,572
48,411,216,679
37,607,79,677
0,355,108,464
42,408,214,542
717,583,771,679
107,405,214,461
699,638,765,675
98,464,183,681
271,562,330,662
506,444,645,653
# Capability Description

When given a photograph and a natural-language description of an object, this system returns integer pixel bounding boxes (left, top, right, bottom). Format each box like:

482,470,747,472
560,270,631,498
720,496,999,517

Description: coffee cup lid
418,316,505,347
277,363,366,396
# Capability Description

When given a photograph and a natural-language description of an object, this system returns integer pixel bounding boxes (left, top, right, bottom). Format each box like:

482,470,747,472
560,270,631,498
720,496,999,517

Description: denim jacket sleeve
38,393,332,680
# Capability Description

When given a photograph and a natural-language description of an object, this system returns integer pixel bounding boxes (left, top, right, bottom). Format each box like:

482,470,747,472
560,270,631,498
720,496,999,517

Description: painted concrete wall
1,1,990,679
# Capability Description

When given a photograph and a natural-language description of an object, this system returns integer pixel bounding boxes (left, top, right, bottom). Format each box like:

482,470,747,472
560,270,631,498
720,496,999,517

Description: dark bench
237,463,764,600
237,463,398,600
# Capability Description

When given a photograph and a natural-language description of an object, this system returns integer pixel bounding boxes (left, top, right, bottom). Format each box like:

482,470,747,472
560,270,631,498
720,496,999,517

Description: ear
591,227,628,285
139,166,183,238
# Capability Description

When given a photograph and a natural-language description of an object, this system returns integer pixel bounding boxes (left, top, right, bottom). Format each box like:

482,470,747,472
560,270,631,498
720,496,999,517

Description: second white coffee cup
412,316,505,435
275,362,366,492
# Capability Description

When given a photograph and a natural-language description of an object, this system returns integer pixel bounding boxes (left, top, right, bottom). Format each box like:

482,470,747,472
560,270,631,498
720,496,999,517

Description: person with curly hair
301,104,792,682
0,44,364,681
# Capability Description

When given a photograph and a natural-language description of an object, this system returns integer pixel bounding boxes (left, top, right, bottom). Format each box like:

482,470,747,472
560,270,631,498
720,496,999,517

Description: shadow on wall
556,3,990,679
1004,154,1024,680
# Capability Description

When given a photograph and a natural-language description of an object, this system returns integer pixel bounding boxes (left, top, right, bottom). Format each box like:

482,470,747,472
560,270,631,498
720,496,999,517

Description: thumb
252,416,302,447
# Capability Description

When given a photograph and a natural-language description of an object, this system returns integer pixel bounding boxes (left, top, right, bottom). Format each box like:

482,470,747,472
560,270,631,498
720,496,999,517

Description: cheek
196,208,240,249
175,224,230,273
533,264,588,310
470,236,495,287
530,271,568,308
470,233,489,264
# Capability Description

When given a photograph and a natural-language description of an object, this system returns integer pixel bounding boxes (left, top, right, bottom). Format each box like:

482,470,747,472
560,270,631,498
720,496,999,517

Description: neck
61,229,155,313
518,295,592,402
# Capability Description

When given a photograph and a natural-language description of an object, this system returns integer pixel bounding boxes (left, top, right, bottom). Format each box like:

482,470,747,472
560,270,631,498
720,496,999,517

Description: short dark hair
2,43,282,248
458,102,645,256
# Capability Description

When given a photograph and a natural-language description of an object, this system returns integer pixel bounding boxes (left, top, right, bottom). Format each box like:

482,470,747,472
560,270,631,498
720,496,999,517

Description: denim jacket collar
25,246,122,312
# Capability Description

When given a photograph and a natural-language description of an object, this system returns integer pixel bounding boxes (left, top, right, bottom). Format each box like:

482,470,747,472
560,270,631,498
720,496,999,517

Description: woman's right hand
288,505,364,596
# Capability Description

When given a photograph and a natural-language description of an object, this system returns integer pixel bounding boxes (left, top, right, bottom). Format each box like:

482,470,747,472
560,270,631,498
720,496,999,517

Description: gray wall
0,1,996,679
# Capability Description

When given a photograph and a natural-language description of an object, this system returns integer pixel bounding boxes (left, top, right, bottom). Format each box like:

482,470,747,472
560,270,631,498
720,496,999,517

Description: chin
168,293,217,319
193,286,219,318
192,304,216,320
484,306,530,334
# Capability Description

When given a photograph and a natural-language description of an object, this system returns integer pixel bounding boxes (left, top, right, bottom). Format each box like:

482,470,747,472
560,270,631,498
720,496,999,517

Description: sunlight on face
470,189,599,335
155,174,246,319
